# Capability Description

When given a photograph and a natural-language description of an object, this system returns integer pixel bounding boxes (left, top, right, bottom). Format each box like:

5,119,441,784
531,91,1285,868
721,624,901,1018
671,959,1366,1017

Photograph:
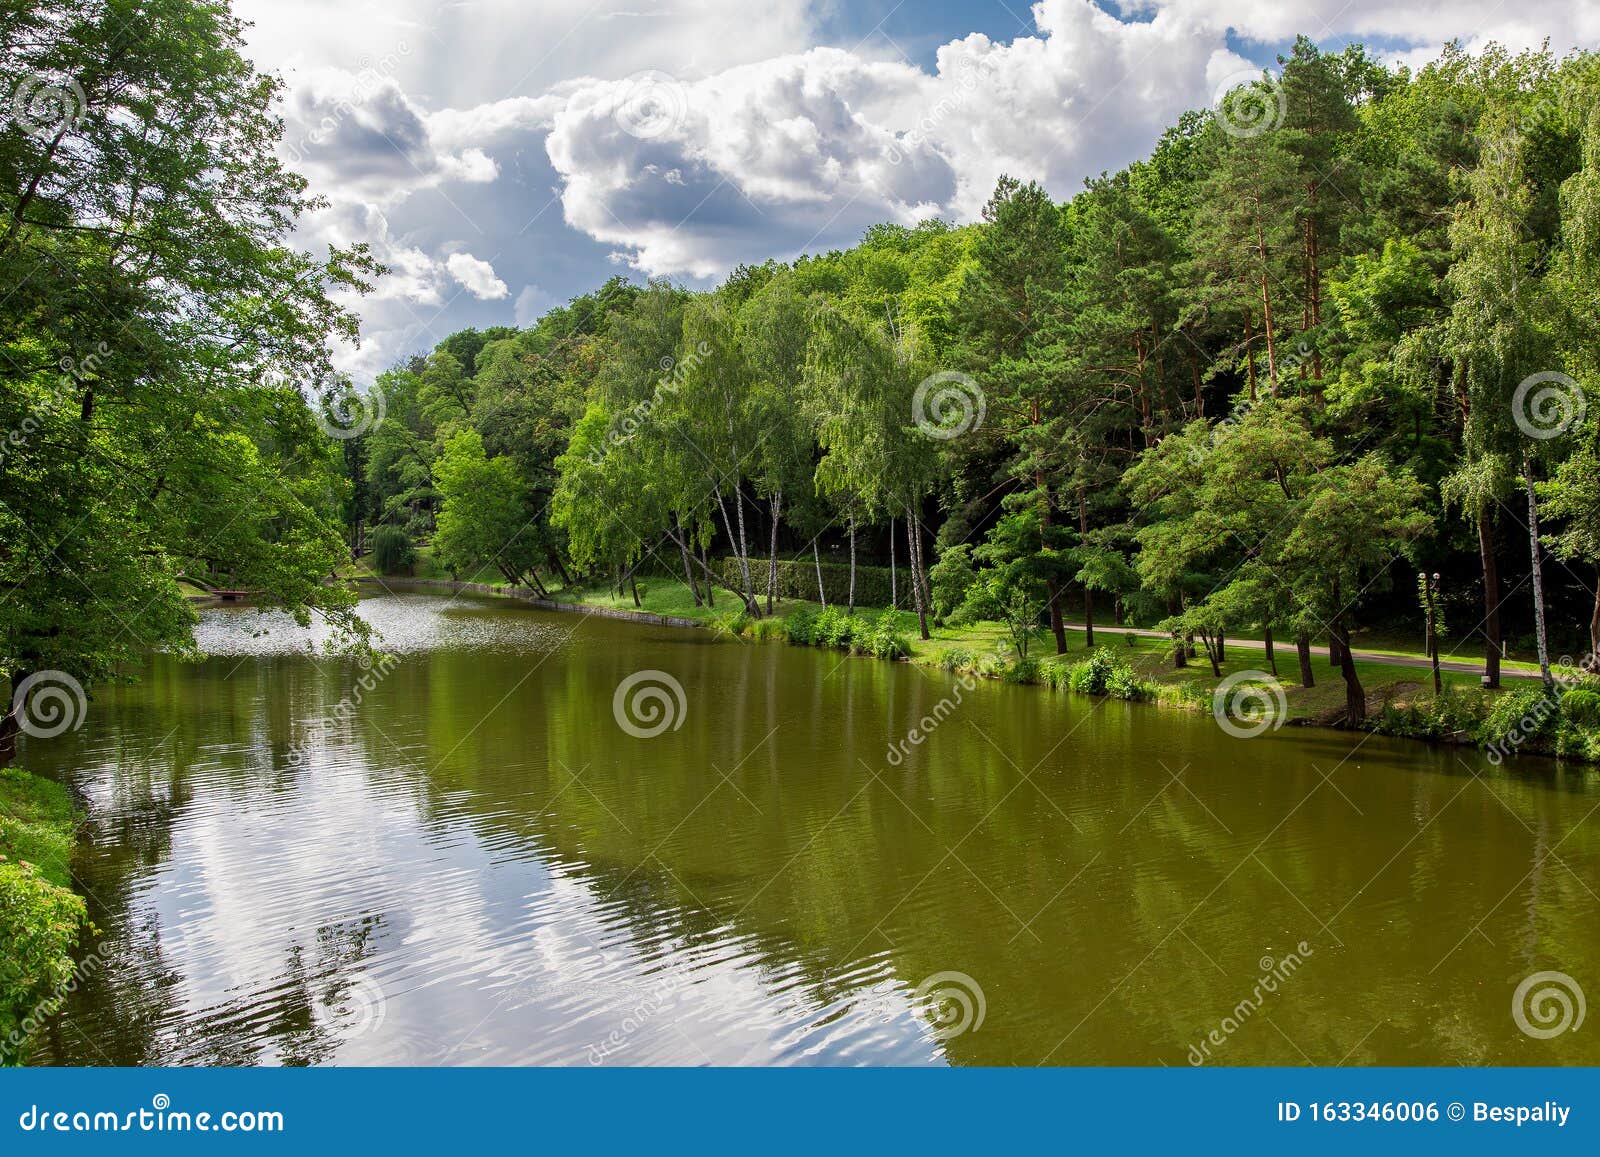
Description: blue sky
230,0,1599,379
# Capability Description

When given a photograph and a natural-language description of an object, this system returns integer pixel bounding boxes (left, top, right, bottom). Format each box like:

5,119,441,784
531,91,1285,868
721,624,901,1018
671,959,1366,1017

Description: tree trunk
676,516,702,606
1173,635,1187,668
1590,565,1600,666
1079,490,1093,648
915,515,933,638
767,493,781,615
717,490,756,613
1333,618,1366,725
889,515,898,609
733,486,756,612
1478,509,1502,688
847,513,857,616
1042,475,1066,654
813,542,827,609
1256,215,1279,393
1296,632,1314,688
0,670,29,769
701,542,715,608
630,573,641,608
905,504,929,641
1264,624,1277,677
1525,455,1553,688
1328,632,1342,667
1216,631,1225,663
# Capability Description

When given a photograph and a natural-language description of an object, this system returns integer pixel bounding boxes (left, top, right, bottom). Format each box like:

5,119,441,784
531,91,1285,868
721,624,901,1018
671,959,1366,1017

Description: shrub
859,613,912,660
1065,647,1149,700
0,769,89,1066
1561,687,1600,728
940,647,976,672
1105,665,1152,701
370,525,415,575
783,607,819,646
1481,684,1562,750
814,607,856,649
1003,657,1040,684
721,557,898,609
1068,648,1119,695
717,608,754,637
746,617,789,642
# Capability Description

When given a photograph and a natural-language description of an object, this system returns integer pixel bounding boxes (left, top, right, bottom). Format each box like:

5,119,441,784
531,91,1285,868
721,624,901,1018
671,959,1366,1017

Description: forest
344,39,1600,730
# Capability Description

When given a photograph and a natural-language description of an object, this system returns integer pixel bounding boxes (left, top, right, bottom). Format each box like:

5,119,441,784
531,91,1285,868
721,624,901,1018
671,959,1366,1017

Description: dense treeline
1,0,376,764
354,39,1600,726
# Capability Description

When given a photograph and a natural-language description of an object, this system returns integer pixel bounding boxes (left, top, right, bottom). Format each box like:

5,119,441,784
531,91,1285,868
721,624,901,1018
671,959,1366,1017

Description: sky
231,0,1600,381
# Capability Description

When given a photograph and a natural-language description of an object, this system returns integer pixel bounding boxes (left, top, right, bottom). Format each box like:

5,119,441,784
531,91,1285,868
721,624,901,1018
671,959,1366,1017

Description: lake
20,592,1600,1066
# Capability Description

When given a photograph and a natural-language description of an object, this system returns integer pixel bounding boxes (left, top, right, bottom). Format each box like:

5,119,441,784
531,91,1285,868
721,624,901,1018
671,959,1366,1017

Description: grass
0,767,79,890
347,560,1561,732
441,573,1519,727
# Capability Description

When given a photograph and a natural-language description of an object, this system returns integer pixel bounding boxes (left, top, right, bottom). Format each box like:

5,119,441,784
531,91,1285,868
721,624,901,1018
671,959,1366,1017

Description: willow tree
1443,113,1562,688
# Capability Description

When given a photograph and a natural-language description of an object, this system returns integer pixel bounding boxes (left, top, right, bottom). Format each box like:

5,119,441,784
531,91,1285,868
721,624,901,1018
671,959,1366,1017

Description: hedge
720,556,900,608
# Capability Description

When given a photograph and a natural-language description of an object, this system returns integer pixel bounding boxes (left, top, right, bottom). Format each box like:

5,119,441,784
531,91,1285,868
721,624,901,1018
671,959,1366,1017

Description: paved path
1059,621,1541,680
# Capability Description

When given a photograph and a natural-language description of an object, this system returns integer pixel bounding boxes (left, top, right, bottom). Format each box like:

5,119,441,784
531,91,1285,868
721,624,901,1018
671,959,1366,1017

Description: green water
19,592,1600,1066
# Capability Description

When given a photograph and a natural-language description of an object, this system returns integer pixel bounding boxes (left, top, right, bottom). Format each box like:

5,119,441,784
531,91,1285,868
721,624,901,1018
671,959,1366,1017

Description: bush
783,607,819,646
814,606,856,649
1105,665,1152,701
746,617,789,642
1065,647,1150,700
858,613,912,660
721,557,898,609
1003,657,1040,684
1481,684,1562,749
1068,648,1119,695
1561,687,1600,728
940,647,976,672
0,769,89,1066
370,525,415,575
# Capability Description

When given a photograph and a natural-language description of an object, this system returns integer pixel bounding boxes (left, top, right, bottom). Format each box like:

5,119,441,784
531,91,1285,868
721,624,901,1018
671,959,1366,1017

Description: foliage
0,769,89,1065
370,526,416,576
720,558,898,609
1065,648,1154,700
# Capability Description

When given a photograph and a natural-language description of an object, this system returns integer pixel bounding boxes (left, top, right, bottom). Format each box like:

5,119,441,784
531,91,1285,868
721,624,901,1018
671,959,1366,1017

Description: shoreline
346,576,1595,767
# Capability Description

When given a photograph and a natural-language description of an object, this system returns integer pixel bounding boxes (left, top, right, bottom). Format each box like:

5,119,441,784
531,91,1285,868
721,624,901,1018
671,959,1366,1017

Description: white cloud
446,253,510,300
248,0,1600,377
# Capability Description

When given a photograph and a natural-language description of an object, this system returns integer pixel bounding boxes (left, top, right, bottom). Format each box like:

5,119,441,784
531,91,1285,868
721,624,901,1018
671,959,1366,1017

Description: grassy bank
0,767,90,1065
354,559,1599,763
